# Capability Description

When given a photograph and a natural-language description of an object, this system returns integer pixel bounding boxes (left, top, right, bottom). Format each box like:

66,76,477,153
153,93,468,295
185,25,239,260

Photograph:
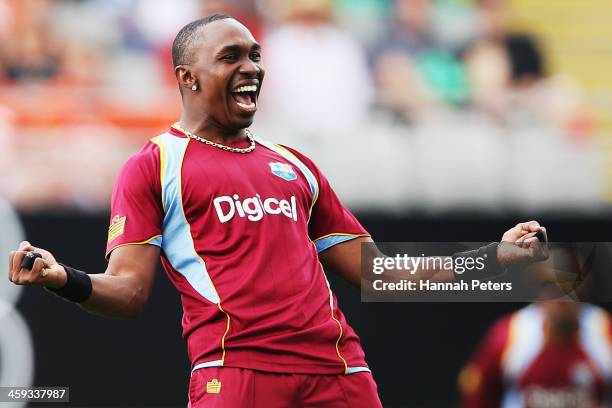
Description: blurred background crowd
0,0,610,212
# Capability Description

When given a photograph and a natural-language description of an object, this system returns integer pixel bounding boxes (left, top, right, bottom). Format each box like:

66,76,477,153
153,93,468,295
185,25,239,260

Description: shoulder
256,138,319,171
123,140,160,170
131,139,161,163
469,312,518,360
277,144,315,165
579,304,612,336
115,138,163,188
504,304,545,338
271,142,325,184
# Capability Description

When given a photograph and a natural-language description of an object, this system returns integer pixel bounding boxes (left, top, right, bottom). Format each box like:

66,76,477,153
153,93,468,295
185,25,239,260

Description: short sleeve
281,146,370,253
105,142,164,259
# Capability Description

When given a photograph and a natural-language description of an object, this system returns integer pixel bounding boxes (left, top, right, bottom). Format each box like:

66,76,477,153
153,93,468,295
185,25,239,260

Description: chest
179,145,313,225
519,344,601,388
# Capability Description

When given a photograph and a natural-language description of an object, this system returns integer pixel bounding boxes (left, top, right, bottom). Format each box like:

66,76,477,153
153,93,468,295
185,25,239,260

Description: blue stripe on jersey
315,235,361,253
191,359,223,374
255,139,319,202
346,366,372,374
148,235,163,247
151,133,220,305
579,305,612,380
501,305,544,381
503,304,612,384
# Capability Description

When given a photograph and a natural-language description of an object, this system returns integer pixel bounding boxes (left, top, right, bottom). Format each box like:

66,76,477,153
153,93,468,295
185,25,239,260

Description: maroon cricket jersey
459,304,612,408
105,125,371,375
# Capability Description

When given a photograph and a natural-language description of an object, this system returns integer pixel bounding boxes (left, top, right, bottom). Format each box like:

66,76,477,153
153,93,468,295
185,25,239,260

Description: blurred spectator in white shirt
260,0,373,133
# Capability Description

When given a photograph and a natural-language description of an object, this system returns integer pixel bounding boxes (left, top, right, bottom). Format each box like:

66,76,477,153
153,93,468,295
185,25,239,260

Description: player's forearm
364,243,506,286
79,273,149,319
39,246,159,319
361,241,454,283
321,238,454,290
366,255,455,284
323,238,516,290
361,257,454,298
45,265,150,319
70,245,159,319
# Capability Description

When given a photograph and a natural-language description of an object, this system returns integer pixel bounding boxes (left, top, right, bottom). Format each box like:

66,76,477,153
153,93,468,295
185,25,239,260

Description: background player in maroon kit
458,301,612,407
8,14,548,407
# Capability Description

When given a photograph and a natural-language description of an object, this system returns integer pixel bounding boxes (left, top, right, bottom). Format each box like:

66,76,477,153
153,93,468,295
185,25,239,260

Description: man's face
187,19,264,130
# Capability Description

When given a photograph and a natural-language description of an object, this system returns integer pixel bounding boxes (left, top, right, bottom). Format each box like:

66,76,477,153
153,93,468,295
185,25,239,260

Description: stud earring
191,84,197,91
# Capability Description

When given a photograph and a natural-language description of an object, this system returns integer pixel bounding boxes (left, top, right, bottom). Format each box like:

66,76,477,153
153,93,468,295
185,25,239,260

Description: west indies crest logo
269,162,297,181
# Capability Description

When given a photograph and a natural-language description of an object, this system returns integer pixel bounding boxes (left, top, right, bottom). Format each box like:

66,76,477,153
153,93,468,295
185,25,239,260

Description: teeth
234,85,258,93
236,101,256,110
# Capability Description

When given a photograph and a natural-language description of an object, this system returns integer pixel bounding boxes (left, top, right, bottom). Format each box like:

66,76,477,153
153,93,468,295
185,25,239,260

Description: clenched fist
497,221,549,267
8,241,67,288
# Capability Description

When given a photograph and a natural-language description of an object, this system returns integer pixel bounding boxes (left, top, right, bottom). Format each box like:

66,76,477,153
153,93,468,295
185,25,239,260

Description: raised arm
319,221,548,289
8,241,159,319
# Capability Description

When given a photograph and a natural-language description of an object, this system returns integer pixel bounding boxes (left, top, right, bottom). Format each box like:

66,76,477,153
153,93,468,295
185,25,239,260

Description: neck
544,313,579,342
179,111,246,145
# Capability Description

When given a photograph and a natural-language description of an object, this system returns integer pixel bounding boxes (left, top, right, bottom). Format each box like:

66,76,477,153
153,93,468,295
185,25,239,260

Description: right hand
8,241,67,289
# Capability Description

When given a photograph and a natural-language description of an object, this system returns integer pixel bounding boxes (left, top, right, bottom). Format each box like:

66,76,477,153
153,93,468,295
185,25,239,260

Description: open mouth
231,84,258,112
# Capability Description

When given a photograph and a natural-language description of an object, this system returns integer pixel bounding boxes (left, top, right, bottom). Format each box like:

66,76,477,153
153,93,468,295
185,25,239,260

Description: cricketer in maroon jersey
105,123,372,375
459,303,612,408
8,13,549,408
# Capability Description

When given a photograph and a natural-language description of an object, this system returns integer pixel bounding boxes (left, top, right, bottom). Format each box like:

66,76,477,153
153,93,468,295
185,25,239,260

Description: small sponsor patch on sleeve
108,215,127,243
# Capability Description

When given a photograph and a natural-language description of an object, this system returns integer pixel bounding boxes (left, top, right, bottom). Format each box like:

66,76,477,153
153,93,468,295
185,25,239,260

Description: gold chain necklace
173,124,256,154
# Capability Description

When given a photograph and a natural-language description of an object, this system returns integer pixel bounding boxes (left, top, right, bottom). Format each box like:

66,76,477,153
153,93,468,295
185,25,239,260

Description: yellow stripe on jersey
313,232,370,243
151,136,167,212
105,234,162,259
317,257,349,374
218,303,231,365
274,143,320,210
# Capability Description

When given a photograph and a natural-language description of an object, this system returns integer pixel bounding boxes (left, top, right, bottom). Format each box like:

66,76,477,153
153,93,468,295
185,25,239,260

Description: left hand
497,221,549,268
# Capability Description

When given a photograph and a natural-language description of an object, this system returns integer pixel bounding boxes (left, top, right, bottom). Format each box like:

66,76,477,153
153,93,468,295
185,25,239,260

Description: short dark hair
172,13,233,67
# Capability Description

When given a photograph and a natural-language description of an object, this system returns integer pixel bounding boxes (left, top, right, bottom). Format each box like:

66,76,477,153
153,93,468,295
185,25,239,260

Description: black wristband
452,242,505,280
46,263,92,303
